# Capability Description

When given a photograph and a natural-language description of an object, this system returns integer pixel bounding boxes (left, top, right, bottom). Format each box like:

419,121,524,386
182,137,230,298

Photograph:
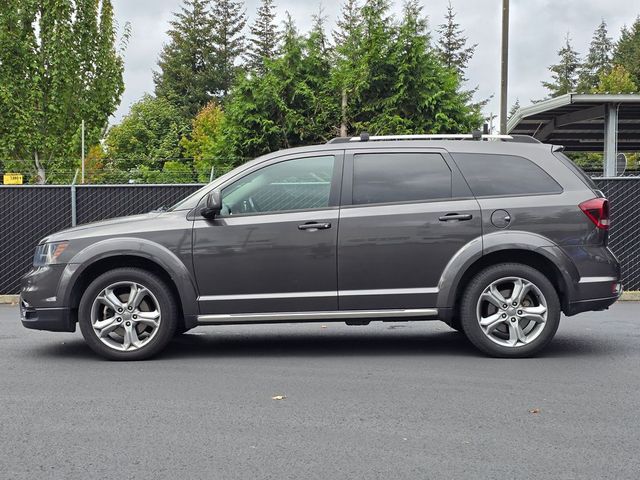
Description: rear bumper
20,298,75,332
565,286,622,317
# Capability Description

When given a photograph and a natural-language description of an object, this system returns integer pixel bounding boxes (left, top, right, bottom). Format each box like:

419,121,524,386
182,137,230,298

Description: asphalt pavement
1,302,639,479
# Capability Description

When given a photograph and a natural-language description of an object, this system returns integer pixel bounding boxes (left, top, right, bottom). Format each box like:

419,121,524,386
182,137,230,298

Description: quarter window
221,155,335,215
453,153,562,197
352,153,452,205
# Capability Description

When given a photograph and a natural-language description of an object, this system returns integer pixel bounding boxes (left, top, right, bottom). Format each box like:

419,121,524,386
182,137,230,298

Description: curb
2,292,640,304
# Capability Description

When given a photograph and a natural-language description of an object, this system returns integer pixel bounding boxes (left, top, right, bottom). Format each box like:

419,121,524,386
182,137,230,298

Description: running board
196,308,438,325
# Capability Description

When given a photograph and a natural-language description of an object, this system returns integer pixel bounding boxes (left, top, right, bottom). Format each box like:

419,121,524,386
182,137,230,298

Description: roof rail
327,133,516,144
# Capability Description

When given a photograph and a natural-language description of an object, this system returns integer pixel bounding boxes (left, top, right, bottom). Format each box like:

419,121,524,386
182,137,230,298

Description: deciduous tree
0,0,128,184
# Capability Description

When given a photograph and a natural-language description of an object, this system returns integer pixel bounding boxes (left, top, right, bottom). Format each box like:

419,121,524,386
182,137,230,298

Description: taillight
579,198,610,230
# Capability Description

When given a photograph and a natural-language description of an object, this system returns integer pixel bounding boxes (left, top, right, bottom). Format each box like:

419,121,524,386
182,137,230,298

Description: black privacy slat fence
0,179,638,294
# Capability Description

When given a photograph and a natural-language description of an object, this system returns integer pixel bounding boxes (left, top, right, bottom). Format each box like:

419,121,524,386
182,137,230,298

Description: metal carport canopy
507,93,640,152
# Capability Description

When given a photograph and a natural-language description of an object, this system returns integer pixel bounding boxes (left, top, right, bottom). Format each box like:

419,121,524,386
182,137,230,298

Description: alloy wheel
475,276,548,348
90,281,162,352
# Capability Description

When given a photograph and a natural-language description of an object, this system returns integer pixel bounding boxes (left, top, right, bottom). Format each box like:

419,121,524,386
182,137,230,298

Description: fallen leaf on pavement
272,395,286,401
528,408,541,414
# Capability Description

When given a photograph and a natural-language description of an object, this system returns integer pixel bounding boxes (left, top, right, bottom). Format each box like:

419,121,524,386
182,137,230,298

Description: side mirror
200,189,222,219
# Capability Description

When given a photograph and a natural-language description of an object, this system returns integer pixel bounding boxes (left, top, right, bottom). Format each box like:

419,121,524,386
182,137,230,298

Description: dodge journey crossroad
20,133,622,360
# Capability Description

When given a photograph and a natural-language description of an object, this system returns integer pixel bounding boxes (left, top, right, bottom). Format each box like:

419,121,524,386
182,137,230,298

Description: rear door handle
439,213,473,222
298,222,332,231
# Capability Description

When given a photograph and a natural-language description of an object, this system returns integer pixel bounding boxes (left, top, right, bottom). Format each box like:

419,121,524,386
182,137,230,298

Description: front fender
437,231,579,310
58,237,199,321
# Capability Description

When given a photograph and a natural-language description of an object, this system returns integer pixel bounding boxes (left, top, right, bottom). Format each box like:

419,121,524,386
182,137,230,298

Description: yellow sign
3,174,23,185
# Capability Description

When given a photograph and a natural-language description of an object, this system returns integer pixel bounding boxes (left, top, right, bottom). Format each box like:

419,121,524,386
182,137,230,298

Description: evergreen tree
0,0,127,183
577,20,614,92
371,0,482,134
245,0,279,74
210,0,247,98
351,0,396,132
542,33,581,98
222,14,336,160
614,17,640,86
508,98,521,121
154,0,215,118
436,1,477,81
592,64,637,94
332,0,366,137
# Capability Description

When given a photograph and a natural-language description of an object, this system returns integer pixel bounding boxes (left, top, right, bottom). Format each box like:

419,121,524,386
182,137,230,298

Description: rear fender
437,231,579,310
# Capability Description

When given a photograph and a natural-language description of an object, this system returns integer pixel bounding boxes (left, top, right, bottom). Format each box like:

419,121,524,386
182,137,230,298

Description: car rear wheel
460,263,560,358
78,268,178,360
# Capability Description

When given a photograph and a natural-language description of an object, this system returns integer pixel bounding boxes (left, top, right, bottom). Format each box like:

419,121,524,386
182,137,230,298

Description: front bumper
20,298,75,332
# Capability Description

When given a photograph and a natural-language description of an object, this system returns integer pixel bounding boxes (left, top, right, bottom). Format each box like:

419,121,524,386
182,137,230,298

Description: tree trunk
34,152,46,185
340,89,348,137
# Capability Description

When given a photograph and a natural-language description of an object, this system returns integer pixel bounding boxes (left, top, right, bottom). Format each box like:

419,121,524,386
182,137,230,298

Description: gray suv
20,134,622,360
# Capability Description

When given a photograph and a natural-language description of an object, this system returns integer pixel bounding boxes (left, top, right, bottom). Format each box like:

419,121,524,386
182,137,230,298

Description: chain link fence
1,178,639,294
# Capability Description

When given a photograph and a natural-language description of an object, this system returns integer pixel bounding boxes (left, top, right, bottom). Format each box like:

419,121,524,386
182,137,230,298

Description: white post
81,120,86,184
604,104,618,177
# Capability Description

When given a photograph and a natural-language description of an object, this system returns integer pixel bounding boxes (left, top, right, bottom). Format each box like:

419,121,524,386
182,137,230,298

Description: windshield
168,166,245,211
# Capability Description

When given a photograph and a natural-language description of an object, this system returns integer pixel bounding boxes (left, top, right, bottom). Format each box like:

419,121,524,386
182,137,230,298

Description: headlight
33,242,69,267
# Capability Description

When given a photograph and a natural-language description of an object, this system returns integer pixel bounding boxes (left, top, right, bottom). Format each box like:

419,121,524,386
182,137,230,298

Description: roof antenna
360,132,370,142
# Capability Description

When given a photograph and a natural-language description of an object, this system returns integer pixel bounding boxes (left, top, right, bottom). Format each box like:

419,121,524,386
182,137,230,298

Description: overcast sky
111,0,639,126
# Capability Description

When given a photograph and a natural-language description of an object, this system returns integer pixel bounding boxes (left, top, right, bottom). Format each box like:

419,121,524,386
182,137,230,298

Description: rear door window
352,153,452,205
453,153,562,197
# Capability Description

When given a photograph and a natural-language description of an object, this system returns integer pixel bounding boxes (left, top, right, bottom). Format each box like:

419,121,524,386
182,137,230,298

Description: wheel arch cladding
437,230,579,313
59,238,198,327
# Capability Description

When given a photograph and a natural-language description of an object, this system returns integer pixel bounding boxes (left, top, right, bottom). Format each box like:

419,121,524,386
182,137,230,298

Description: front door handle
439,213,473,222
298,222,332,231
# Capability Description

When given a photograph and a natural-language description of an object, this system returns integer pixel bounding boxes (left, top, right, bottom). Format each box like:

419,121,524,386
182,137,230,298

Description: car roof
256,139,555,162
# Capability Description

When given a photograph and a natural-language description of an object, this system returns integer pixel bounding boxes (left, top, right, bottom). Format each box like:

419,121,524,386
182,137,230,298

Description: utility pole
81,120,86,184
499,0,510,134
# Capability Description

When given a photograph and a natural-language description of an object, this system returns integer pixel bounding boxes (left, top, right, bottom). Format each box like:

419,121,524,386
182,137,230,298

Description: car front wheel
460,263,561,358
78,267,178,360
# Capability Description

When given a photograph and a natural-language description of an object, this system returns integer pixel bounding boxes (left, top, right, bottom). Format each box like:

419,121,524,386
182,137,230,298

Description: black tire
78,267,178,361
460,263,561,358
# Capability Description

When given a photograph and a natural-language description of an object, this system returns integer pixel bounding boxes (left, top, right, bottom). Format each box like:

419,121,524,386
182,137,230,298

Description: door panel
337,149,481,310
194,209,339,313
337,199,481,309
193,152,343,314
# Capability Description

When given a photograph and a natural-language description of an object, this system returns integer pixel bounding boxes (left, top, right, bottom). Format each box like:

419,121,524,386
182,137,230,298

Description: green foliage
154,0,215,118
542,33,581,98
436,0,477,82
0,0,128,183
222,13,337,160
369,0,482,134
211,0,246,97
104,95,189,168
577,20,614,92
332,0,367,136
614,17,640,86
592,64,637,94
180,102,227,181
245,0,279,74
508,98,521,121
